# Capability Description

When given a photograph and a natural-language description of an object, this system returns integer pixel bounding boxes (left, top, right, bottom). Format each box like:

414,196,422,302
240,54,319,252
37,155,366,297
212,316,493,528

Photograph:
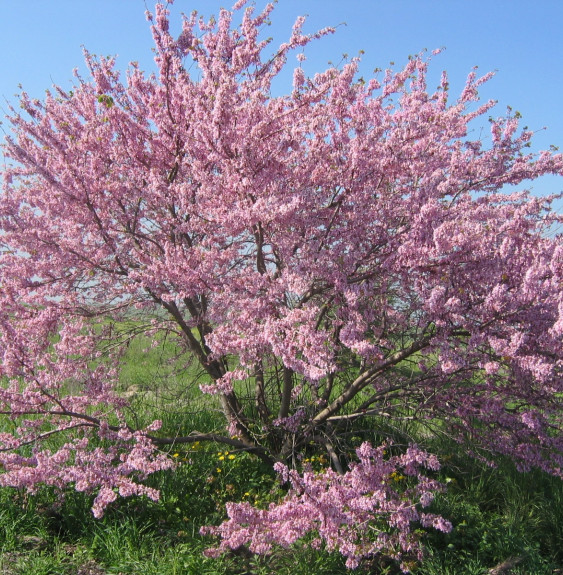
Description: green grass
0,429,561,574
421,459,563,574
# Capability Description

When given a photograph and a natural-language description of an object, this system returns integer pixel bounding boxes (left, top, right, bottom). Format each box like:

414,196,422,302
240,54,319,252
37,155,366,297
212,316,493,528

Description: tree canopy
0,1,562,570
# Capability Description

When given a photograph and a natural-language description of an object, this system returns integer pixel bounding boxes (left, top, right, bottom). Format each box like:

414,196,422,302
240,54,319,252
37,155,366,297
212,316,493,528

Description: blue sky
1,0,562,209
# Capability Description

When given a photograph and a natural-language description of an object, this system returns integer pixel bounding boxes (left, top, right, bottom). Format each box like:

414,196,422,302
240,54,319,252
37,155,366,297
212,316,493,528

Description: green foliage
97,94,114,108
418,449,563,574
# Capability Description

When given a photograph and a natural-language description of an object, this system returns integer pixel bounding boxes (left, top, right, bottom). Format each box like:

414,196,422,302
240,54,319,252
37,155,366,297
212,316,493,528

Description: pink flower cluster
203,442,451,571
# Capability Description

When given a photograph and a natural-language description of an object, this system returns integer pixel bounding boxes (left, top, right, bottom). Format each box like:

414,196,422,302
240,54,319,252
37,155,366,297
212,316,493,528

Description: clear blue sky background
1,0,562,210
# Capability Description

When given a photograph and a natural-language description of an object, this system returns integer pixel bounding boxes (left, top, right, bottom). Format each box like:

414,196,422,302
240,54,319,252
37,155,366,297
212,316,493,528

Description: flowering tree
1,0,562,569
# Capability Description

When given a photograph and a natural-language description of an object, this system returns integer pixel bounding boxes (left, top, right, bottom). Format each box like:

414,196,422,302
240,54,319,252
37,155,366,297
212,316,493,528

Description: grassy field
1,332,562,574
1,439,562,575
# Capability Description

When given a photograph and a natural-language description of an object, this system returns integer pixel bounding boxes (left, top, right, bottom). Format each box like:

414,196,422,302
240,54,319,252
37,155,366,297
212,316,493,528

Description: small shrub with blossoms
202,442,452,571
